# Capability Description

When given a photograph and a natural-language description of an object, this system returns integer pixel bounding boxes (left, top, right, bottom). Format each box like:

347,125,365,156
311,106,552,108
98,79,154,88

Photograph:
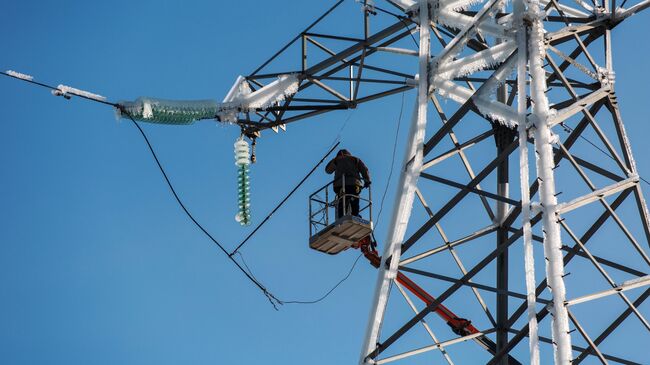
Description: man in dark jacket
325,149,371,219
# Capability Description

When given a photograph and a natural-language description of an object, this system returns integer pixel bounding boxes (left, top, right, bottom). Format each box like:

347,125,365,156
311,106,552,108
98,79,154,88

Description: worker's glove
364,181,372,189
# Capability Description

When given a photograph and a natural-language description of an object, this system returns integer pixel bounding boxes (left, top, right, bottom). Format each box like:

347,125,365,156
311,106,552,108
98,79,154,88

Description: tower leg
359,1,430,363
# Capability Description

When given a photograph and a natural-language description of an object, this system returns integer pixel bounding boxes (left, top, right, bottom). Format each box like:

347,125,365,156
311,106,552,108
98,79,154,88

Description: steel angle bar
307,77,350,101
422,130,495,169
550,87,610,126
606,95,650,247
573,288,650,365
402,139,518,254
557,176,640,214
546,30,604,85
553,148,626,182
616,0,650,21
250,0,345,76
432,223,497,327
505,329,642,365
399,266,553,305
400,224,499,265
394,283,456,365
546,19,607,44
420,173,521,206
369,222,531,360
488,190,636,364
566,275,650,306
429,95,496,221
375,329,498,365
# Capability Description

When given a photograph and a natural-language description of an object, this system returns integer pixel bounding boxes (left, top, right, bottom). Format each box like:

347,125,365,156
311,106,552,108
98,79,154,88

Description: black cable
560,122,650,187
281,254,363,304
3,69,366,309
230,141,340,256
375,88,407,229
121,110,282,309
1,71,119,108
373,5,419,48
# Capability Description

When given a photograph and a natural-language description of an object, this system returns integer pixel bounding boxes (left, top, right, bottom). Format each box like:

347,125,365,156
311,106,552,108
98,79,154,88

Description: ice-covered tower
178,0,650,363
356,0,650,364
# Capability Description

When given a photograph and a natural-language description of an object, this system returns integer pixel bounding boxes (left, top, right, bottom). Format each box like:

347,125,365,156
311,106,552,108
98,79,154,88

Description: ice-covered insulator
234,137,252,226
234,138,251,166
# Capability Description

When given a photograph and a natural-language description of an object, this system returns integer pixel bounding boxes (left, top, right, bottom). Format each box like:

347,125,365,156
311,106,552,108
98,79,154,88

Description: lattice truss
243,0,650,364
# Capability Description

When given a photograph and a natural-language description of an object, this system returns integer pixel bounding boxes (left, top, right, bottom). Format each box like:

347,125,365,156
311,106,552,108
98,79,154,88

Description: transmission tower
239,0,650,364
6,0,648,363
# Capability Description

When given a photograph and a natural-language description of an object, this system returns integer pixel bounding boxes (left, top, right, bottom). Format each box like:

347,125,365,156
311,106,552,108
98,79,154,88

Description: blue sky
1,1,650,364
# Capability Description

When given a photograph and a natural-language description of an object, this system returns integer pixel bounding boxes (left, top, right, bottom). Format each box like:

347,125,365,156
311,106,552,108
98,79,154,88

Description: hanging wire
121,110,283,309
281,254,364,304
1,71,367,309
230,141,341,255
559,122,650,187
373,5,420,48
375,87,407,230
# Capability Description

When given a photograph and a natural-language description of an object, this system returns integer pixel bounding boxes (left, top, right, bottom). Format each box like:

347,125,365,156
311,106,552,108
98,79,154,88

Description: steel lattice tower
237,0,650,363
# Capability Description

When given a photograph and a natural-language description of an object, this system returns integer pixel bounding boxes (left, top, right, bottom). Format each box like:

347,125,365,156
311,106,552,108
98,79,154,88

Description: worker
325,149,371,219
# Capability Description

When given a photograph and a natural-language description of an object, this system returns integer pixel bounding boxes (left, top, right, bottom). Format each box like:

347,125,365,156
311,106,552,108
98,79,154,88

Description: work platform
309,179,373,255
309,215,372,254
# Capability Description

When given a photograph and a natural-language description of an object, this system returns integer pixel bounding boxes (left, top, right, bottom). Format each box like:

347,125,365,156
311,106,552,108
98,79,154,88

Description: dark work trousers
334,185,360,219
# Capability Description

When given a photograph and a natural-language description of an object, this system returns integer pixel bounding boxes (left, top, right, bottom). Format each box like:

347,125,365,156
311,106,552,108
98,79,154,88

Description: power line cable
375,88,407,229
121,110,283,309
559,122,650,186
230,141,340,255
373,5,419,48
281,253,364,304
1,71,366,309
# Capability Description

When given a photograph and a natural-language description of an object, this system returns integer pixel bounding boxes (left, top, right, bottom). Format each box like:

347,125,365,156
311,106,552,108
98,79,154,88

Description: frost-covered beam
550,87,610,126
546,20,607,44
360,2,431,363
527,0,573,361
400,224,498,264
565,276,650,306
375,329,497,364
431,0,507,69
616,0,650,21
557,176,639,214
539,0,591,17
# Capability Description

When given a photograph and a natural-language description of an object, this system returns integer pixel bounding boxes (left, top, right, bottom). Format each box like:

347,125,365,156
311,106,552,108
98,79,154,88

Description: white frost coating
240,74,299,110
435,79,473,103
475,98,519,127
538,0,590,16
218,76,251,123
527,0,573,363
433,58,520,128
218,74,299,123
439,0,484,11
436,40,516,80
438,10,509,38
360,2,430,363
473,56,520,127
142,101,153,119
514,0,540,362
6,70,34,81
390,0,416,10
56,84,107,102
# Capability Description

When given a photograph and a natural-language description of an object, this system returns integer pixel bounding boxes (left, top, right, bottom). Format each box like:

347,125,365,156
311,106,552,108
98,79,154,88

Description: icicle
5,70,34,81
234,138,252,227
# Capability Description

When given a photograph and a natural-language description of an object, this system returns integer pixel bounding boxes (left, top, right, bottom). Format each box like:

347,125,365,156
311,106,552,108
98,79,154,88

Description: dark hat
338,148,351,156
